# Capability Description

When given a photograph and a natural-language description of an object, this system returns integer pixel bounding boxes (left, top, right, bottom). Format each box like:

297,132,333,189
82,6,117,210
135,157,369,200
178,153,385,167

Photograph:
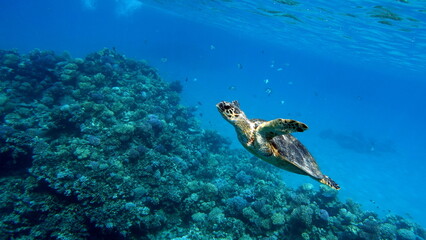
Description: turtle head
216,100,245,123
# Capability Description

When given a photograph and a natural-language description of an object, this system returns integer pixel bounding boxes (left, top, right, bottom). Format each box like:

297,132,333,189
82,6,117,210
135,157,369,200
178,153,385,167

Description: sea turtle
216,100,340,190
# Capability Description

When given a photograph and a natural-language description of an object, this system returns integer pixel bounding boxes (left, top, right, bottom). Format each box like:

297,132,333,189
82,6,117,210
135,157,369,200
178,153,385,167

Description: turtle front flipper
257,118,308,140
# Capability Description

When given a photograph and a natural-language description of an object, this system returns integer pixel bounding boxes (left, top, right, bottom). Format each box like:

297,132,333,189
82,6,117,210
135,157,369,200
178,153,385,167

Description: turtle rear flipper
320,176,340,190
258,118,308,140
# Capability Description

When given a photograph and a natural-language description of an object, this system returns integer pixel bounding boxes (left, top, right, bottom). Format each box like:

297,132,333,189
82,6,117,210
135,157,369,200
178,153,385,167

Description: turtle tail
319,176,340,190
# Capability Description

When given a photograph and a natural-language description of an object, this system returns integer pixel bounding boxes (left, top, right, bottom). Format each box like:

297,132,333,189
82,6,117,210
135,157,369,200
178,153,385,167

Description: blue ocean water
1,0,425,231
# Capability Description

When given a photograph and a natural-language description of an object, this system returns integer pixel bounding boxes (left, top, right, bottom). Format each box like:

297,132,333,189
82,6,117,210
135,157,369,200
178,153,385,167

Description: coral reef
0,48,425,239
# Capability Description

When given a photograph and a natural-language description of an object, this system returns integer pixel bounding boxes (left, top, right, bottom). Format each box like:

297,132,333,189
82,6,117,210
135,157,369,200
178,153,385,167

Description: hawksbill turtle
216,100,340,190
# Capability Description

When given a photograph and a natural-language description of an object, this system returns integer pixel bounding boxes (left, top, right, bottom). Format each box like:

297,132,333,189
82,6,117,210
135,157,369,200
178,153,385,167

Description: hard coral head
216,100,243,123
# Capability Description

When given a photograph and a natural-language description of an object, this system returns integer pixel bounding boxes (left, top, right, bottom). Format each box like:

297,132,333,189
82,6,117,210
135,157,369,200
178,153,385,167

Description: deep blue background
1,0,425,227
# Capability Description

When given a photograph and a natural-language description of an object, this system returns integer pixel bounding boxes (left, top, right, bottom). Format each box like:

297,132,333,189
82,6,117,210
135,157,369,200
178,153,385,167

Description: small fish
288,81,293,85
210,45,216,50
228,85,237,91
237,63,243,69
264,79,269,84
160,57,168,63
193,78,198,82
277,67,283,71
280,100,285,105
265,88,272,95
